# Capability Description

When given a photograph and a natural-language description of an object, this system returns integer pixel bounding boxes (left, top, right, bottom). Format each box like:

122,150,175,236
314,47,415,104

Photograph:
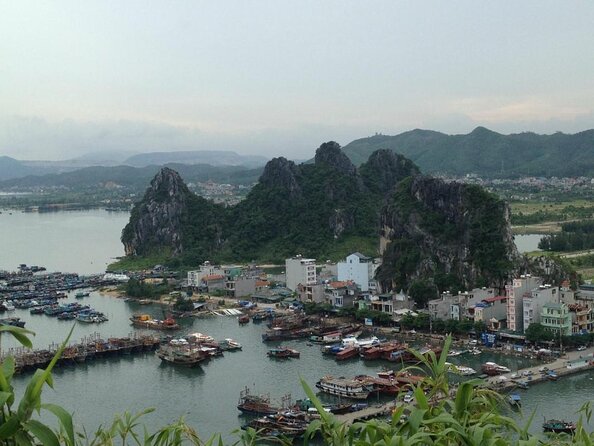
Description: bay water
0,210,591,440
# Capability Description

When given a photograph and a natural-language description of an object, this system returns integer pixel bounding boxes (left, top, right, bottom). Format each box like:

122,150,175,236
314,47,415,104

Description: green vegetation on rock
121,143,419,267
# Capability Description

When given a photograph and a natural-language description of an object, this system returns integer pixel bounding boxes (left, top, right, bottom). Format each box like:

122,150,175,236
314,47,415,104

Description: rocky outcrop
121,167,190,256
360,149,420,195
258,157,302,199
376,176,520,293
314,141,357,176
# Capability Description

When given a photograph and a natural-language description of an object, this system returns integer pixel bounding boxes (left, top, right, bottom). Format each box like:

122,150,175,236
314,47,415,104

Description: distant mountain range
0,163,263,189
123,150,267,168
342,127,594,177
0,150,268,182
3,127,594,184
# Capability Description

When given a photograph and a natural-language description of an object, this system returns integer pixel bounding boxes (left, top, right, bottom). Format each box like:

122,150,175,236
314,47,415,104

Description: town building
540,302,572,337
506,274,543,332
187,261,221,287
522,284,559,332
370,294,394,315
567,303,593,334
229,277,257,298
337,252,378,292
285,256,317,291
326,280,358,308
297,283,325,304
473,295,507,330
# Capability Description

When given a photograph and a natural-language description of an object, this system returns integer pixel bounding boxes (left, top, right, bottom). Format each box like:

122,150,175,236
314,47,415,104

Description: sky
1,1,594,161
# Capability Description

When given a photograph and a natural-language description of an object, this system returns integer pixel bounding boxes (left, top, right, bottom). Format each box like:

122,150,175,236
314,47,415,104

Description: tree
525,322,554,344
408,280,437,309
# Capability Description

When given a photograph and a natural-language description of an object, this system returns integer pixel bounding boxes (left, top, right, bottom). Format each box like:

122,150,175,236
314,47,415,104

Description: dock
336,346,594,425
335,402,396,425
485,348,594,390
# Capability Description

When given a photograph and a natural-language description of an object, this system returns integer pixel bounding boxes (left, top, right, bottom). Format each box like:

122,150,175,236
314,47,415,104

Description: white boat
341,335,380,348
446,363,477,376
315,376,372,400
4,302,15,311
482,362,511,375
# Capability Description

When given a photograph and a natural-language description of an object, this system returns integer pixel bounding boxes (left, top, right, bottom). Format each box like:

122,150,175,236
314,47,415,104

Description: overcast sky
1,1,594,160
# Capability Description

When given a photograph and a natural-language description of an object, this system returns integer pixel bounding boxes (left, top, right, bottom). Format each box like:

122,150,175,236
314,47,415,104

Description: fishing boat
238,314,250,325
354,375,400,395
267,347,300,359
156,342,208,366
0,317,26,327
481,362,511,376
446,363,477,376
335,346,359,361
543,419,576,434
75,291,90,299
237,388,280,415
508,393,521,407
294,398,353,414
315,376,373,400
341,335,380,348
546,370,558,381
219,338,242,351
130,314,179,330
242,412,308,439
310,331,342,344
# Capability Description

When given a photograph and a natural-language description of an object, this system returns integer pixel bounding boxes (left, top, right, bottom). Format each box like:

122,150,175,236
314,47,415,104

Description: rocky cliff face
258,156,302,199
121,167,190,256
376,175,520,294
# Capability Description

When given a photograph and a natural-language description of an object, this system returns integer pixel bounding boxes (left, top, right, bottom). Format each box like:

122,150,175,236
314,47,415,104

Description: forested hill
342,127,594,177
121,143,420,264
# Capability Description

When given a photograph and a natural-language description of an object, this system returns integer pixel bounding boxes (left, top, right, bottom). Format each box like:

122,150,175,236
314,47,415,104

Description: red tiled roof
204,274,225,281
483,295,507,303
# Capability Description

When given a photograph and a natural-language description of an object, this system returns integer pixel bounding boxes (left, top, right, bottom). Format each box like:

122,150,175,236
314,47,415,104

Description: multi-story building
428,292,456,322
285,256,317,291
473,295,507,330
297,283,325,304
540,302,572,337
337,252,378,292
567,303,593,334
506,275,542,332
187,261,222,287
371,294,394,315
523,284,558,332
326,280,358,308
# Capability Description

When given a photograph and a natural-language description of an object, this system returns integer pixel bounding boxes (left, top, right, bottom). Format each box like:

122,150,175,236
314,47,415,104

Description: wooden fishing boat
237,388,280,415
315,376,372,400
543,419,576,434
335,346,359,361
267,347,300,359
130,314,179,330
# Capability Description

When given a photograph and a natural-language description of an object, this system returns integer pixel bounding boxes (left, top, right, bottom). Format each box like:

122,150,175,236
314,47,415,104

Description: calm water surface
0,209,128,274
514,234,544,253
0,211,591,440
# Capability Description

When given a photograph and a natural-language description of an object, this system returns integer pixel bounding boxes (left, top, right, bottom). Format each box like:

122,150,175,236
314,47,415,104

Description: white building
523,284,559,332
285,255,317,291
337,252,376,292
506,275,542,332
187,261,222,287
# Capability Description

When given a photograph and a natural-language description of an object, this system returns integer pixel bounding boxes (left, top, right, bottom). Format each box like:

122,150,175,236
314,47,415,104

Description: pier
335,346,594,425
